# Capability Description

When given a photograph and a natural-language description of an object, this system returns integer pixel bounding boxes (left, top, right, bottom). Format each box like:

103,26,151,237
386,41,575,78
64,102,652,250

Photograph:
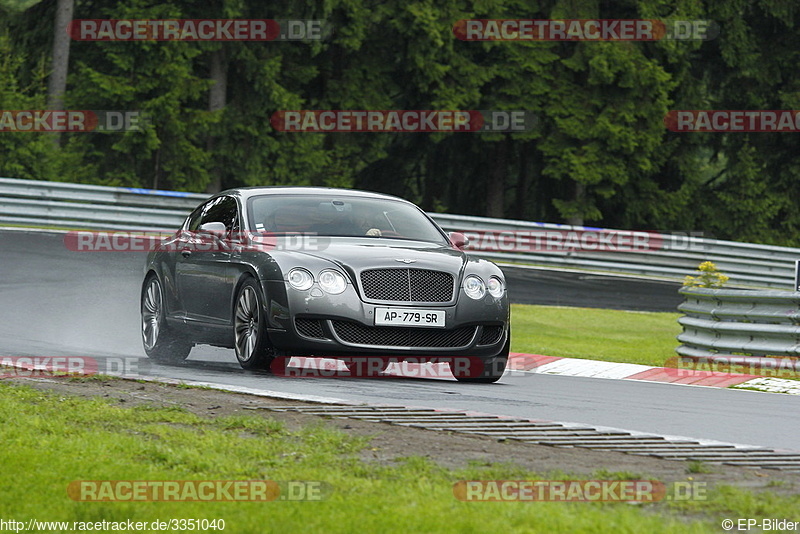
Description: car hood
273,238,468,276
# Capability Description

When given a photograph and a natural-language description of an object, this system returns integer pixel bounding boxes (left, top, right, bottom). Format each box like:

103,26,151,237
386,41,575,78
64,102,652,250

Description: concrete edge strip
121,374,356,405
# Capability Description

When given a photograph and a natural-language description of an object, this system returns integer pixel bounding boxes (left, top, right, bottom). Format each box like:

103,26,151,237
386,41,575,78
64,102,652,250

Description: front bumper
261,279,509,358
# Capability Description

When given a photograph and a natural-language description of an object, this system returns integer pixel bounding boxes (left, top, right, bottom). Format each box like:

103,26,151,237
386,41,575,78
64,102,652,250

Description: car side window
184,205,204,231
199,196,240,235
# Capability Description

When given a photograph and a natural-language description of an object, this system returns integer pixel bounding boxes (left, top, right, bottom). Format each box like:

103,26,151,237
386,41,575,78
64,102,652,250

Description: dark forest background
2,0,800,245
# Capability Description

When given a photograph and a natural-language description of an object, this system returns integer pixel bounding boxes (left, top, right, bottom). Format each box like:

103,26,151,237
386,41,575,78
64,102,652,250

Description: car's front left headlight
487,276,505,298
287,268,314,291
463,275,486,300
318,269,347,295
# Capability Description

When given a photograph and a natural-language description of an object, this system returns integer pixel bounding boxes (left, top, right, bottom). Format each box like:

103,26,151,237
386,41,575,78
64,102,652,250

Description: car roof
214,186,412,204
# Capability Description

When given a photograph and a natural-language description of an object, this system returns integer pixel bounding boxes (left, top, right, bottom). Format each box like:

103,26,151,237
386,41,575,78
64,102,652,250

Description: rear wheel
141,275,192,362
450,332,509,384
234,278,278,370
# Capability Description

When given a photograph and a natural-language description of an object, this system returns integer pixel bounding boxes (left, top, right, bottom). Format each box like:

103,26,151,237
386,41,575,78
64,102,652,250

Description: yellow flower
683,261,728,288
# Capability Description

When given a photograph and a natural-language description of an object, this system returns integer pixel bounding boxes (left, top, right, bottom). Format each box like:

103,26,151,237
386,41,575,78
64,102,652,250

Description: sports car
140,187,510,382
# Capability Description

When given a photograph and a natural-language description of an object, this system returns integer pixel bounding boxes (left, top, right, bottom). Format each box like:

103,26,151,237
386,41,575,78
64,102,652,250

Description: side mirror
449,232,469,249
198,221,227,239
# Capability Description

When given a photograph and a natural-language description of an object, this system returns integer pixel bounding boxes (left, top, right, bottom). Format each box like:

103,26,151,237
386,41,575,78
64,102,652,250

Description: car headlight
463,275,486,300
318,269,347,295
287,268,314,291
487,276,504,298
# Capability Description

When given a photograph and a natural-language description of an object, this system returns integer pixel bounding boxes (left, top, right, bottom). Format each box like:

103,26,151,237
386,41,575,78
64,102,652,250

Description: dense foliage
1,0,799,245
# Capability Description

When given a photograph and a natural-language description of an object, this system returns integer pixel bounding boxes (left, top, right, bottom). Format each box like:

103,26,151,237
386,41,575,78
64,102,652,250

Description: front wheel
141,275,192,362
450,333,509,384
234,278,278,370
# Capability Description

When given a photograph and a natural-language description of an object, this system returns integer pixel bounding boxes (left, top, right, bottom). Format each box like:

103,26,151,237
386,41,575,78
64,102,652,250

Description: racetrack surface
501,265,683,312
1,229,797,451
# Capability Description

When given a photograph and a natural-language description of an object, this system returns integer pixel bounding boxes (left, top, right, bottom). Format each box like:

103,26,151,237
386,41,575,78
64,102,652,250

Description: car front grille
359,268,454,302
295,318,326,339
478,325,504,345
331,321,475,348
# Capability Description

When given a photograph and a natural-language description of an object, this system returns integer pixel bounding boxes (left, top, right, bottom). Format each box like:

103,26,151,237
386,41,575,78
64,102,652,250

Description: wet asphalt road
1,229,797,450
500,266,683,312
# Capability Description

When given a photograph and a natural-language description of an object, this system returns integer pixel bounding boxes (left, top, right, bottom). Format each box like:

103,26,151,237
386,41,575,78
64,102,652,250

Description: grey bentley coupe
140,187,510,382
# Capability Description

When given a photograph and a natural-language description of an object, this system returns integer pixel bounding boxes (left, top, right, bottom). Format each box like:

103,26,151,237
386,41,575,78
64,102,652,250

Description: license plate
374,308,446,328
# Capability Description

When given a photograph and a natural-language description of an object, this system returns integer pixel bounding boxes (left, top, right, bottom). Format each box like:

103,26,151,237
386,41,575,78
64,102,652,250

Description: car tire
450,332,509,384
141,275,192,362
233,277,278,370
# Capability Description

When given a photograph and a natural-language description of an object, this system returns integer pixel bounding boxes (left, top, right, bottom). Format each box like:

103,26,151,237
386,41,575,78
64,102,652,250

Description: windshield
247,194,448,243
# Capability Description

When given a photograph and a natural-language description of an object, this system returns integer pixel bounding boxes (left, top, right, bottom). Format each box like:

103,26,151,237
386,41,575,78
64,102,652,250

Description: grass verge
510,303,680,367
1,382,798,533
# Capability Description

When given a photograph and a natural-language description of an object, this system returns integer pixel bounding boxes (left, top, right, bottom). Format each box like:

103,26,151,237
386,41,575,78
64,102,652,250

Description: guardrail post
795,260,800,291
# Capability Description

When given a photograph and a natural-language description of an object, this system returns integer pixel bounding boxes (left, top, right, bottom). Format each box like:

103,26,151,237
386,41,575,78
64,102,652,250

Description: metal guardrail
1,177,799,288
431,213,800,289
0,177,205,231
677,287,800,361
